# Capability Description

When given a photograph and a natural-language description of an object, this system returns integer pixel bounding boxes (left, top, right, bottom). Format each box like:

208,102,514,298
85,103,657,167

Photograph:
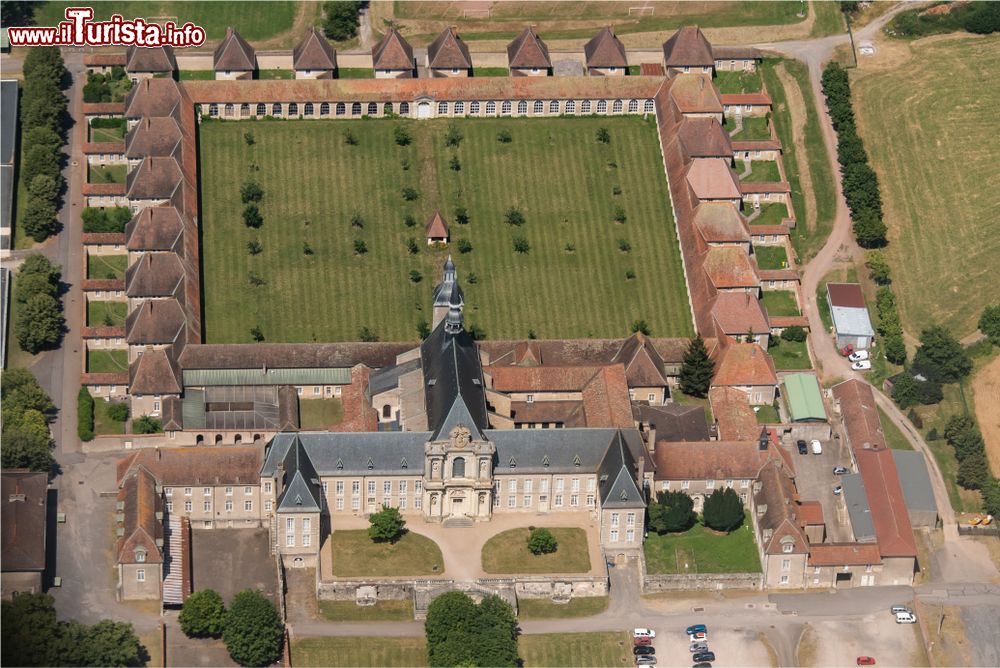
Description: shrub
454,207,469,225
353,239,368,255
77,386,95,442
979,304,1000,346
467,272,478,284
613,205,626,224
242,204,263,228
526,528,557,555
625,269,636,280
243,130,255,146
302,241,314,256
404,214,417,227
912,325,972,383
781,325,807,342
247,271,265,287
81,206,131,233
416,320,431,339
445,124,463,147
22,197,59,242
496,129,512,143
449,155,461,171
247,239,263,255
350,211,364,228
400,157,410,171
648,490,697,534
617,238,631,253
596,127,611,144
406,237,419,255
250,326,264,342
133,415,162,434
512,236,530,254
409,269,422,283
240,181,263,204
401,186,419,201
179,589,226,638
865,249,892,284
564,243,575,253
393,125,412,146
926,428,939,441
457,239,472,254
631,319,651,336
368,506,406,543
358,326,379,342
107,402,129,422
343,128,358,145
702,487,744,532
504,207,524,226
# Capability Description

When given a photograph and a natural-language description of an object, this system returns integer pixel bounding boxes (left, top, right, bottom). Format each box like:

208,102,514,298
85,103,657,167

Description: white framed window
682,480,690,489
581,100,591,113
225,487,233,496
335,498,344,511
611,513,620,527
661,481,670,490
454,101,465,115
783,543,794,553
626,529,635,542
166,501,173,512
549,100,559,114
683,66,690,73
399,480,407,494
782,559,791,571
245,486,253,496
203,487,211,497
351,498,360,510
352,481,360,495
367,481,376,495
135,549,146,563
209,103,218,117
399,497,407,510
628,99,639,113
508,479,517,493
225,500,233,512
438,101,448,115
383,481,392,495
610,530,619,542
470,101,480,114
571,479,580,493
286,533,295,547
184,487,192,496
597,100,607,113
554,494,563,507
523,495,532,507
486,101,496,114
526,394,534,403
297,387,303,395
741,479,750,488
336,481,344,495
414,495,422,510
566,100,576,113
203,501,211,512
313,386,321,396
726,480,734,489
780,575,789,585
501,100,511,115
524,480,533,493
612,99,623,113
244,500,252,512
570,494,578,506
532,100,542,114
540,479,549,493
165,487,173,497
415,480,422,494
265,500,273,512
136,569,145,581
184,501,192,512
627,512,636,528
706,480,715,490
586,494,595,507
508,496,516,508
264,482,272,494
555,478,565,493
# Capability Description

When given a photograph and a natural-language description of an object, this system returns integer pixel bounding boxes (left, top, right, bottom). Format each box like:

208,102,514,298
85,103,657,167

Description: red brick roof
741,181,790,195
126,156,183,200
124,77,184,119
653,440,770,480
669,74,723,115
712,292,770,335
81,325,125,338
855,447,917,558
721,92,772,106
83,102,125,115
713,46,762,61
662,26,714,67
116,467,163,565
808,542,882,566
85,53,126,67
129,347,181,395
693,202,749,244
82,232,125,245
1,470,49,572
686,158,741,200
214,27,255,71
125,298,186,345
82,372,129,385
757,268,798,282
826,283,866,309
118,446,263,487
640,63,665,76
749,224,790,236
507,27,551,70
81,278,124,291
797,500,825,527
82,142,125,154
427,27,472,70
703,246,759,289
293,27,337,72
713,342,777,387
831,379,886,450
732,139,782,152
584,26,628,69
678,117,732,159
709,386,759,441
425,210,449,239
125,206,185,251
372,27,413,71
126,45,176,72
768,315,809,329
125,116,183,159
82,182,126,196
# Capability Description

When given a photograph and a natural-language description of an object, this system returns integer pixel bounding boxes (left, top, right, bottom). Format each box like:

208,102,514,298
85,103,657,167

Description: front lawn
755,404,781,423
94,398,126,435
740,160,782,183
338,68,374,79
481,528,591,574
88,164,127,184
747,202,789,226
714,70,764,94
473,67,509,77
768,339,812,371
730,116,771,141
761,290,800,317
753,245,789,270
87,254,127,280
319,600,412,622
89,122,125,143
519,632,632,668
87,301,127,327
178,70,216,80
644,514,761,574
298,398,344,430
87,348,127,373
292,636,427,668
258,69,294,80
517,596,608,619
328,530,443,577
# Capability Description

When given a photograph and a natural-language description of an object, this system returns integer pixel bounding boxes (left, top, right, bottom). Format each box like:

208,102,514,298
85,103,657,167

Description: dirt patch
254,3,324,50
774,63,817,232
972,354,1000,476
915,602,971,667
796,624,818,667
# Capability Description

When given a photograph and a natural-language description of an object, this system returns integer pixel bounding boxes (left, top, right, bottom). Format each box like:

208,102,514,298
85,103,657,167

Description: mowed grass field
853,37,1000,337
200,117,692,343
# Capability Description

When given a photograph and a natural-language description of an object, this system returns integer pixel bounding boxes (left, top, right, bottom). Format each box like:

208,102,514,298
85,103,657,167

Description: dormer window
783,543,794,553
135,548,146,562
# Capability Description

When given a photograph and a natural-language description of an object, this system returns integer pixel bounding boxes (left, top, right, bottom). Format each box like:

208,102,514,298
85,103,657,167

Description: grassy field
517,596,608,619
769,339,812,371
761,290,800,317
292,636,427,668
88,165,127,184
87,254,127,280
87,349,127,373
89,123,126,143
749,202,789,226
94,398,126,435
337,68,375,79
739,159,782,183
87,301,127,327
472,67,510,77
481,528,590,574
258,69,294,80
754,245,789,270
318,600,412,622
520,632,633,667
715,70,764,95
730,116,771,141
644,514,760,574
878,407,913,451
200,117,691,343
178,70,215,81
298,398,344,430
853,38,1000,338
328,530,443,577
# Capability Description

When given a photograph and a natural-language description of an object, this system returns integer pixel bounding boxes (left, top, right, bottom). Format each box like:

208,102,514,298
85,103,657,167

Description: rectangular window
336,481,344,495
367,481,376,495
245,486,253,496
627,512,636,528
508,480,517,493
706,480,715,490
384,481,392,495
313,386,321,396
165,487,173,497
166,501,173,512
225,500,233,512
782,559,791,571
586,494,595,507
540,479,549,493
626,529,635,543
415,480,423,494
526,394,534,403
225,487,233,496
554,494,563,507
682,480,690,489
524,480,533,493
508,496,516,508
414,495,422,510
265,500,273,512
303,518,311,535
523,495,532,507
136,569,145,581
203,487,211,497
184,501,192,512
780,575,789,585
264,482,272,494
555,478,565,492
399,480,407,494
286,518,294,531
587,478,595,492
611,513,620,527
335,498,344,511
726,480,734,489
399,497,407,511
351,498,360,511
203,501,211,512
571,478,580,492
610,530,619,543
286,534,295,547
244,500,253,512
352,481,360,495
570,494,578,507
741,479,750,488
648,393,656,402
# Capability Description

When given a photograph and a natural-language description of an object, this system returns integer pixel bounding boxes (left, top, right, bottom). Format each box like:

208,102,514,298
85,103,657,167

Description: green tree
242,204,263,228
394,125,412,146
781,325,807,342
22,196,59,242
445,124,463,147
891,373,920,409
1,592,61,667
425,592,478,667
504,207,525,226
527,527,557,555
223,589,283,667
981,478,1000,519
77,386,95,442
180,589,226,638
852,211,887,248
454,206,469,225
23,47,68,86
16,293,63,353
64,619,144,667
979,304,1000,346
368,506,406,543
416,319,431,339
883,334,907,365
496,129,512,143
323,1,364,41
133,415,163,434
647,490,696,534
596,127,611,144
15,272,58,305
473,595,519,668
957,450,989,490
1,409,54,472
912,325,972,382
702,487,744,532
630,319,651,336
107,402,129,422
679,335,714,397
240,180,263,204
22,143,61,185
2,368,55,415
512,236,530,254
27,174,61,204
865,249,892,284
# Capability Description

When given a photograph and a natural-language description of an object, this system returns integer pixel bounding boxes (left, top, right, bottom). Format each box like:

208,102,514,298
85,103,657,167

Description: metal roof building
782,373,827,422
892,450,939,528
826,283,875,350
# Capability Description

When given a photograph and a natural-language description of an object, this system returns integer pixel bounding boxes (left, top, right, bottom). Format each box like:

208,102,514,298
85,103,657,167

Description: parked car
833,466,850,475
692,651,716,663
634,628,656,639
840,344,855,357
689,631,707,643
692,663,713,668
811,440,823,455
895,611,917,624
636,657,657,666
852,360,872,371
833,485,843,495
797,439,808,455
890,605,912,615
685,624,707,636
689,642,709,654
634,636,652,646
849,350,870,362
633,646,656,656
857,657,876,666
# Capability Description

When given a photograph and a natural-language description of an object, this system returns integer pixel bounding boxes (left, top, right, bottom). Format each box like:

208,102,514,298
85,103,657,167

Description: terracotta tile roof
741,181,790,195
425,210,449,238
749,224,790,236
125,298,186,345
125,116,183,159
82,232,125,245
509,400,586,427
654,439,776,480
634,403,710,441
757,268,798,282
85,53,126,67
82,141,125,155
125,252,185,298
372,27,413,71
721,92,771,106
124,77,184,119
81,325,125,338
797,500,825,527
703,246,759,289
125,45,176,72
668,74,723,114
677,117,732,158
584,26,628,69
650,338,691,365
662,26,714,68
1,470,48,571
507,27,552,70
338,365,379,432
293,27,337,72
712,292,770,335
125,206,185,252
686,158,741,200
129,347,181,395
161,396,183,431
118,446,263,487
427,27,472,70
83,102,125,115
713,46,762,61
81,278,124,291
116,467,163,565
831,379,886,451
214,27,255,71
614,332,669,387
732,139,782,152
640,63,665,76
82,182,126,196
713,343,777,387
808,543,882,567
480,336,686,369
693,202,749,243
754,458,809,555
487,364,610,392
82,371,129,385
127,156,183,200
709,386,759,441
855,447,917,557
826,283,866,309
177,342,415,370
768,315,809,329
580,364,634,428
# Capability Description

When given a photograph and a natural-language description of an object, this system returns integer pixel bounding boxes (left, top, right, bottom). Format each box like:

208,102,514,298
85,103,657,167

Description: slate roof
425,210,450,238
596,431,646,508
892,450,938,516
694,203,749,244
118,446,263,486
584,26,628,69
427,27,472,70
662,26,714,68
125,298,186,345
421,319,488,441
633,403,710,442
1,470,48,572
129,347,181,395
276,436,322,513
262,431,430,477
507,27,551,70
372,27,414,71
214,27,256,71
125,206,185,252
713,343,777,387
710,386,762,441
125,252,184,298
367,358,422,398
126,156,184,200
686,158,741,200
293,27,337,72
2,80,18,163
178,342,414,371
711,292,769,336
677,117,732,158
116,467,163,565
488,428,643,478
125,116,183,159
125,45,177,73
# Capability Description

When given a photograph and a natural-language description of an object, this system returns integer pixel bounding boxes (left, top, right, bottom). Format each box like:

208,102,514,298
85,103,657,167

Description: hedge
77,386,95,442
90,117,127,130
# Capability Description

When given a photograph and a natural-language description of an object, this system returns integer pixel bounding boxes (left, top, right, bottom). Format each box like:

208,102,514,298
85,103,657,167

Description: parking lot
782,436,855,543
798,612,926,667
641,624,775,667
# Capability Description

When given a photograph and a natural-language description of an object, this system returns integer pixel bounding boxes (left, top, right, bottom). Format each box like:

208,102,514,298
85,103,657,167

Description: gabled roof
754,459,809,555
507,27,551,70
124,77,183,119
826,282,866,308
116,467,163,565
612,332,669,387
854,447,917,558
831,379,886,451
677,117,733,158
597,431,645,508
125,116,183,160
1,470,48,572
372,27,414,71
129,347,181,395
293,27,337,72
686,158,741,200
584,26,627,69
694,203,749,244
214,27,256,71
808,543,882,567
783,373,826,422
262,431,431,477
125,45,176,73
713,343,777,388
703,246,759,289
118,447,264,487
653,440,770,480
276,436,322,513
709,386,759,441
178,342,415,371
425,210,450,238
125,206,185,252
126,156,183,200
662,26,714,68
125,252,184,298
125,298,186,345
427,27,472,70
634,403,710,442
421,320,488,441
711,292,769,335
668,74,723,115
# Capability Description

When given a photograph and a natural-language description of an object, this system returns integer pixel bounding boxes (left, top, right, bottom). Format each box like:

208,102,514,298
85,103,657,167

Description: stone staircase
161,516,190,605
442,516,474,529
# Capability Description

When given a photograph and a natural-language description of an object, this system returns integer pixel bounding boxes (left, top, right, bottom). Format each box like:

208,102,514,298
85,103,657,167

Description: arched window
272,103,281,115
566,100,576,114
454,101,464,115
304,102,314,116
486,101,496,115
288,102,299,116
549,100,560,114
320,102,330,116
215,434,223,444
399,101,410,115
597,100,608,114
613,99,623,113
209,104,219,117
196,434,204,445
644,99,655,113
520,100,530,115
384,102,393,115
234,434,242,443
336,102,345,116
452,457,466,478
351,102,361,115
255,103,265,116
240,103,250,117
628,99,639,113
382,404,392,418
581,100,592,113
438,101,448,115
368,102,378,116
501,100,511,115
470,101,480,115
224,103,234,116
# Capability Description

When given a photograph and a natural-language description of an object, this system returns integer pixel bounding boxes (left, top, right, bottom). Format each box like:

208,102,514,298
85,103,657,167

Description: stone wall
316,579,414,601
642,571,763,592
513,576,608,599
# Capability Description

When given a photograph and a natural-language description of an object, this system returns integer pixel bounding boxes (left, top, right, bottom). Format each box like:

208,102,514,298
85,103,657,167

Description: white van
811,440,823,455
895,611,917,624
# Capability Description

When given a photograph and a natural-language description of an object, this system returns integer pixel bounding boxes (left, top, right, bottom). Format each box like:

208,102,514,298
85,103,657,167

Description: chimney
647,426,656,455
156,448,161,461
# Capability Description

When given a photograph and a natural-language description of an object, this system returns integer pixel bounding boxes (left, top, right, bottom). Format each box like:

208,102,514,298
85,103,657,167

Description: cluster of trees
874,286,906,365
82,205,131,233
702,488,745,532
821,63,887,248
678,335,714,398
887,2,1000,38
21,47,69,242
82,67,130,103
78,386,95,442
979,304,1000,346
892,326,971,409
14,254,65,354
647,490,696,534
2,592,145,667
425,592,519,667
323,1,364,41
0,368,55,472
943,416,1000,518
180,588,283,667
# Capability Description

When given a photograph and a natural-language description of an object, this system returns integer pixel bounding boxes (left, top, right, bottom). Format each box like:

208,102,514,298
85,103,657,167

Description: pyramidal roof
276,435,322,513
372,27,414,71
214,27,255,71
293,27,337,71
427,27,472,70
425,210,450,238
662,26,714,68
584,26,627,69
507,27,551,70
125,45,177,73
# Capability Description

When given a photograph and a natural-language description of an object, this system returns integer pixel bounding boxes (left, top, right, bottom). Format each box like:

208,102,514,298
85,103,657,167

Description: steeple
432,256,464,329
444,287,464,334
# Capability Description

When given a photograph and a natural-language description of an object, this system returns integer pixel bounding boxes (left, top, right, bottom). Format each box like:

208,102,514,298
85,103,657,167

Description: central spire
432,256,464,330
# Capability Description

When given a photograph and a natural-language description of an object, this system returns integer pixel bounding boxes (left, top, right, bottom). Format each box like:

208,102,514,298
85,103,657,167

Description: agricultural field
199,117,692,343
853,37,1000,338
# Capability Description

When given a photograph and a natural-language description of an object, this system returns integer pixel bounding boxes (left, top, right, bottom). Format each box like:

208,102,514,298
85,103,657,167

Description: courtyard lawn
473,68,510,77
87,349,128,373
94,399,126,435
853,37,1000,337
761,290,800,317
298,398,344,430
748,202,789,226
292,636,427,668
741,160,782,183
89,123,126,143
199,117,691,343
178,70,216,81
258,69,294,80
328,530,443,577
671,389,713,423
87,254,128,280
879,407,913,451
519,632,632,667
319,600,413,622
644,514,761,574
768,339,812,371
481,528,590,574
730,116,772,141
517,596,608,620
88,165,127,184
753,245,789,270
755,404,781,423
337,68,375,79
87,301,127,327
714,70,764,94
